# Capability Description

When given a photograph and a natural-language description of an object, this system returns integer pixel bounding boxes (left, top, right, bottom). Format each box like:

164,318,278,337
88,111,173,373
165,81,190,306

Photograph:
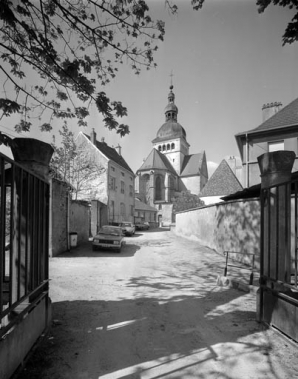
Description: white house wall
108,161,135,223
76,133,109,204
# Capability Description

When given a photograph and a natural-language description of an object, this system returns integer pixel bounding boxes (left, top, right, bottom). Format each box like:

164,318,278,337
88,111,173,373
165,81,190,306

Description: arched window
171,143,175,150
155,176,162,200
162,145,166,151
167,144,170,150
158,145,161,151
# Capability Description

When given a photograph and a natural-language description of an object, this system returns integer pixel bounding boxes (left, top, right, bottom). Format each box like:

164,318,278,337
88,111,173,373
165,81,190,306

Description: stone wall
70,200,90,243
50,178,69,257
175,198,261,267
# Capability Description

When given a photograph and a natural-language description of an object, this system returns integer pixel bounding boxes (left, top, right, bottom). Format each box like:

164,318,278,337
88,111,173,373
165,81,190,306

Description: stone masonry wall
175,198,261,268
50,179,69,257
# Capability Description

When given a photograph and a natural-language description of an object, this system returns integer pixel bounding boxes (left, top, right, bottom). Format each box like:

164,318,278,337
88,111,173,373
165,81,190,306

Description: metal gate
0,151,50,338
260,176,298,341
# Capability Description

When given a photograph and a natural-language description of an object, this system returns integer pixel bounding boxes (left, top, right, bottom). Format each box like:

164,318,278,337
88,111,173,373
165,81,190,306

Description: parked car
121,222,135,236
92,225,123,252
135,222,150,231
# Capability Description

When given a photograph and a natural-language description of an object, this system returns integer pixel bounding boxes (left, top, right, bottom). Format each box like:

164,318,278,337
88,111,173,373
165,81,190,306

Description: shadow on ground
19,288,278,379
55,242,140,258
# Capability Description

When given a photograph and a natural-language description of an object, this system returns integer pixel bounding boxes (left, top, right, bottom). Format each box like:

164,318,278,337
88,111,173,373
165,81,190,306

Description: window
162,145,166,151
155,176,162,200
121,172,125,177
158,146,161,151
120,203,125,218
121,181,125,194
268,141,284,152
129,185,133,197
171,143,175,149
167,144,170,150
130,205,134,216
109,176,116,191
111,166,115,172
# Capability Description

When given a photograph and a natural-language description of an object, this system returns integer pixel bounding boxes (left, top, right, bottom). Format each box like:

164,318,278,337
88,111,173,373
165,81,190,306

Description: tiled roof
199,159,243,197
180,153,204,177
137,148,177,175
134,198,157,212
84,134,134,174
236,97,298,137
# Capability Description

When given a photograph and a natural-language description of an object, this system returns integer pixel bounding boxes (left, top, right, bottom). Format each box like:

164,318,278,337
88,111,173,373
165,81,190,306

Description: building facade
76,130,135,224
235,98,298,187
135,85,208,225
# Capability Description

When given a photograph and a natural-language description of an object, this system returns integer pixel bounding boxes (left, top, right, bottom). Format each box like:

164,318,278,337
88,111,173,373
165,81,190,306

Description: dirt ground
19,229,298,379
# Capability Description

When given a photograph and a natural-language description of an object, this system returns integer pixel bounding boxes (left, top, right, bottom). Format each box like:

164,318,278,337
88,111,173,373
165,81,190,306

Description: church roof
134,198,157,212
180,153,205,177
84,134,134,174
199,159,243,197
137,148,177,175
152,121,186,144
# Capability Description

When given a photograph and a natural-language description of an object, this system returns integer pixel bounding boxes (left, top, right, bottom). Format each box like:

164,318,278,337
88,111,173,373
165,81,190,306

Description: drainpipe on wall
246,134,249,188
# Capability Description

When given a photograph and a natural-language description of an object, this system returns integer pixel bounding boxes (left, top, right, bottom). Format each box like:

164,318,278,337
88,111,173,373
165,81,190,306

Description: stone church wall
159,203,173,226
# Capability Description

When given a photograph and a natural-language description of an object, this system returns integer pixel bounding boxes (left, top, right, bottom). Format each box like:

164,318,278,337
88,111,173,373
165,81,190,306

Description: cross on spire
170,70,174,87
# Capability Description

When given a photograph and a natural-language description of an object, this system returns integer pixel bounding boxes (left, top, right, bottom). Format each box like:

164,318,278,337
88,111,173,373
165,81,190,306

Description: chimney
90,128,97,145
114,144,122,156
262,102,282,122
227,156,236,174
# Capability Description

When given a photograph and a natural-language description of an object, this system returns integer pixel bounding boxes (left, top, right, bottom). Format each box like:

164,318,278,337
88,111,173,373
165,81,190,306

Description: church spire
165,75,178,122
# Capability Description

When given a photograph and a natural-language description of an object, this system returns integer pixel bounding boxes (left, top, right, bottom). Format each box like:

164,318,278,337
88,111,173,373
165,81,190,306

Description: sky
1,0,298,177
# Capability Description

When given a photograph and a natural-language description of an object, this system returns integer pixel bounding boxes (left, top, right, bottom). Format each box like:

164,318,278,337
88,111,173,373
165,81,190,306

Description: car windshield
98,227,121,236
122,223,131,227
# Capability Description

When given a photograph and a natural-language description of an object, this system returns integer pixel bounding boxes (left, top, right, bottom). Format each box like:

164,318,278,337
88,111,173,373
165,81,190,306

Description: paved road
20,229,298,379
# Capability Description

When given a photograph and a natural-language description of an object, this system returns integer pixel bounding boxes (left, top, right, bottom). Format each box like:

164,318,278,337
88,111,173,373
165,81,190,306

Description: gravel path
20,229,298,379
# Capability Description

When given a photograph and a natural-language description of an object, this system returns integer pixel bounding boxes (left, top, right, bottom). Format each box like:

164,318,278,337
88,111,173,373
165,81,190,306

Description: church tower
152,85,190,175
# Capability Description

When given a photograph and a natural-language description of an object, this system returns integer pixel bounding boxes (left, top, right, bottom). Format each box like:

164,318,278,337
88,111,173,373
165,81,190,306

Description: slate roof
199,159,243,197
180,153,205,177
135,198,157,212
221,170,298,201
235,97,298,137
137,148,177,175
84,134,134,174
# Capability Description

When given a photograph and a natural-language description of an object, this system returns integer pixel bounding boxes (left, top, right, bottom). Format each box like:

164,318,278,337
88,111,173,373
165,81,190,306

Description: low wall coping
175,196,260,215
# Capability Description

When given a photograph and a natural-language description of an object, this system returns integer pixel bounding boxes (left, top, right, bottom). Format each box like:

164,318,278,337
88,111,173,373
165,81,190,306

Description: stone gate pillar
11,137,54,181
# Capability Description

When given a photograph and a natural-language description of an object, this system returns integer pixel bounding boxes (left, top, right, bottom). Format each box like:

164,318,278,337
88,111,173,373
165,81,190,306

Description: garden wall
175,198,261,267
50,178,69,257
70,200,90,243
